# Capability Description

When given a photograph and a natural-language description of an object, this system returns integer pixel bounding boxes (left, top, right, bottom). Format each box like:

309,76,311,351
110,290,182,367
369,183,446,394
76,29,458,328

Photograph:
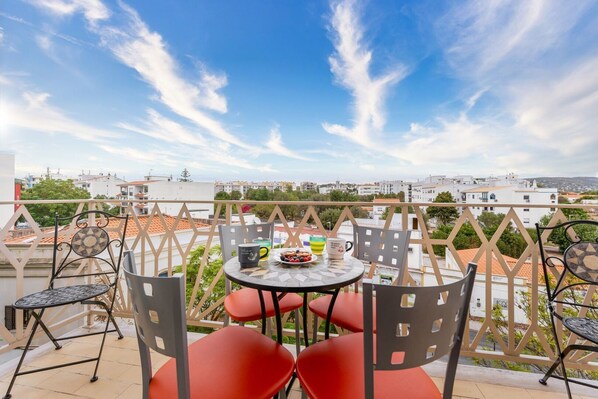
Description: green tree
175,244,225,327
381,205,415,220
329,190,358,202
426,192,460,226
539,212,598,252
477,212,505,229
214,191,230,200
178,168,192,182
21,179,91,227
94,195,120,216
350,205,369,219
245,188,272,201
319,208,342,229
230,190,243,200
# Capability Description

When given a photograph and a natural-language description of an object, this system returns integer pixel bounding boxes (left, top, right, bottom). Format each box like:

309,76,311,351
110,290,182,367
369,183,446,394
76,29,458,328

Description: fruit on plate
280,249,313,263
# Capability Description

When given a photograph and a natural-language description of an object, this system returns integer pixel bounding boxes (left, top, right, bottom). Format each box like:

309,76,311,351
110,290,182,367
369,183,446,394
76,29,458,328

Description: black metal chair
297,263,477,399
536,220,598,398
3,211,128,399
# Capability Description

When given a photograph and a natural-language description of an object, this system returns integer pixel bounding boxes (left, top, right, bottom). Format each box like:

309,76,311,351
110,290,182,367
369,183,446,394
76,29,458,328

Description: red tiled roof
5,215,208,245
455,248,544,281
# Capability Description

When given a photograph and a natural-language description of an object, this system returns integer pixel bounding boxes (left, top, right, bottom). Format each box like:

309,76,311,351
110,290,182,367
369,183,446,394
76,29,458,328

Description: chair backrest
536,220,598,302
123,251,191,399
51,210,129,288
362,263,477,399
218,223,274,263
353,226,411,283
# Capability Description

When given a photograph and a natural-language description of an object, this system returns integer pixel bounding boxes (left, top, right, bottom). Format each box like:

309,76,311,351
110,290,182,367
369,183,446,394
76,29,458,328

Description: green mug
253,238,272,260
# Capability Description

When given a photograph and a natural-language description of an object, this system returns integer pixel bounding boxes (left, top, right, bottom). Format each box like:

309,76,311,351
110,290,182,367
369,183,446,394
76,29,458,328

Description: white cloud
7,91,120,142
265,125,311,161
323,0,407,147
509,55,598,156
93,3,250,148
26,0,110,24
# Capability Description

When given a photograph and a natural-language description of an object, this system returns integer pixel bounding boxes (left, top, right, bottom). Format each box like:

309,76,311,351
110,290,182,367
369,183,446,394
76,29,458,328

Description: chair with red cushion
297,263,477,399
309,226,411,339
123,251,295,399
219,224,303,352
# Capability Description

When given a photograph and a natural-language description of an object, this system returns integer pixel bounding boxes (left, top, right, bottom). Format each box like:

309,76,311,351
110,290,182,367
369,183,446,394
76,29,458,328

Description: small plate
279,254,318,265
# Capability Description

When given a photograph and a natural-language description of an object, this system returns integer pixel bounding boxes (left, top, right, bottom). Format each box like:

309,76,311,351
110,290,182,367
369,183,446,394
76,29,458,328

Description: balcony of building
0,199,596,398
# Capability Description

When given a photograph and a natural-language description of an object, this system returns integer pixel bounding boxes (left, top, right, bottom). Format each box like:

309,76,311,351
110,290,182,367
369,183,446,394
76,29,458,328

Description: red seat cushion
225,288,303,322
309,292,376,332
149,326,295,399
297,332,441,399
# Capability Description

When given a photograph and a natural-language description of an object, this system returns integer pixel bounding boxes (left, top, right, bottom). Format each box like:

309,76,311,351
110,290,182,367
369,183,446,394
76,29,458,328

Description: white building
0,153,15,229
462,183,557,228
356,184,379,196
118,179,215,218
410,175,479,206
73,173,127,198
377,180,412,201
215,181,295,196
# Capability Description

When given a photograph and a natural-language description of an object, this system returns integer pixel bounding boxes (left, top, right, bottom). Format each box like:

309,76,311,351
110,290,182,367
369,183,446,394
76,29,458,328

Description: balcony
0,199,597,398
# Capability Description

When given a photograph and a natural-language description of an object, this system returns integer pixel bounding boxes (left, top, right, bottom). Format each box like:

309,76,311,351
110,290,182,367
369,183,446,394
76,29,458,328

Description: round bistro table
223,251,365,345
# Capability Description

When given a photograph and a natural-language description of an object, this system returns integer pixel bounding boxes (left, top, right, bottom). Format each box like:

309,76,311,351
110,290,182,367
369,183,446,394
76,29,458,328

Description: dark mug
238,243,269,268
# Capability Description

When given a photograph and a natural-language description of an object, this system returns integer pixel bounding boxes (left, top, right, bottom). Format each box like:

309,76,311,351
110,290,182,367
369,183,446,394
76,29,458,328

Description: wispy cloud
7,91,119,142
93,2,253,149
265,125,311,161
323,0,408,147
25,0,110,24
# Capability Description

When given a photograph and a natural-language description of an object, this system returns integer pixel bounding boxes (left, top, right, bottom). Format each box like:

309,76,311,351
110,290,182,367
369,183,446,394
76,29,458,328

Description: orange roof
5,215,208,245
455,248,542,281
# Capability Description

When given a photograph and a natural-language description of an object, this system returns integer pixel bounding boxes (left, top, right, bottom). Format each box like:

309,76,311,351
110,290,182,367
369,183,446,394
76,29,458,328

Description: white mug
326,238,353,260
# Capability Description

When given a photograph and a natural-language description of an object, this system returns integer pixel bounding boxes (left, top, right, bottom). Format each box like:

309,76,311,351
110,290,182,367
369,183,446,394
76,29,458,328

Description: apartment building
462,183,557,227
377,180,412,200
118,177,215,218
215,181,295,196
73,173,127,198
356,184,379,196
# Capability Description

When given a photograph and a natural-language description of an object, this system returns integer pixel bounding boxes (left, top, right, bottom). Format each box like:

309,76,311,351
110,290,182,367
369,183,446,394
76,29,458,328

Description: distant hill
525,177,598,193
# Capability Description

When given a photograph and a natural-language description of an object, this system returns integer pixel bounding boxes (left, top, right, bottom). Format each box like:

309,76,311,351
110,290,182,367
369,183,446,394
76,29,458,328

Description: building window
481,192,488,202
490,193,496,200
523,195,530,203
523,208,530,212
523,218,530,223
493,298,508,309
490,207,494,211
550,208,556,212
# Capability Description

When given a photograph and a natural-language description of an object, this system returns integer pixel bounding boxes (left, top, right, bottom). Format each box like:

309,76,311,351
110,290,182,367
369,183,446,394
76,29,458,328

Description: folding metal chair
3,211,128,399
536,220,598,398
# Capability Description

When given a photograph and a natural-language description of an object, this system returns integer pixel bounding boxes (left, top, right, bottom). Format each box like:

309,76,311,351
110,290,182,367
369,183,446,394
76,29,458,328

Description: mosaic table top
224,250,365,293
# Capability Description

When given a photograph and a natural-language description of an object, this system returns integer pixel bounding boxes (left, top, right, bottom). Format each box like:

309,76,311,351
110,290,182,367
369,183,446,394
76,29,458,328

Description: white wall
146,181,215,218
0,153,15,229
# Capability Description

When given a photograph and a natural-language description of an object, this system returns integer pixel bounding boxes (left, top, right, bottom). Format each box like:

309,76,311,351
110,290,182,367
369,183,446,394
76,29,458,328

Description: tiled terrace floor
0,324,596,399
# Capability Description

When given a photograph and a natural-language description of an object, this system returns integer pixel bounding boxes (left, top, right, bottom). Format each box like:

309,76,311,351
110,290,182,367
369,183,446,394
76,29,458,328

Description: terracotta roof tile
5,215,209,245
455,248,545,281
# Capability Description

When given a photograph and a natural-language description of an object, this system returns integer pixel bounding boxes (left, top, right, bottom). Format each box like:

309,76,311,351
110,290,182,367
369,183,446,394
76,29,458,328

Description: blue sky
1,0,597,183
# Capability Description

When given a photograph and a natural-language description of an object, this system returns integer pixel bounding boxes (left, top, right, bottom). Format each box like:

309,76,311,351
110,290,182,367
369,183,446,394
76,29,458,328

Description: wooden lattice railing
0,199,596,372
